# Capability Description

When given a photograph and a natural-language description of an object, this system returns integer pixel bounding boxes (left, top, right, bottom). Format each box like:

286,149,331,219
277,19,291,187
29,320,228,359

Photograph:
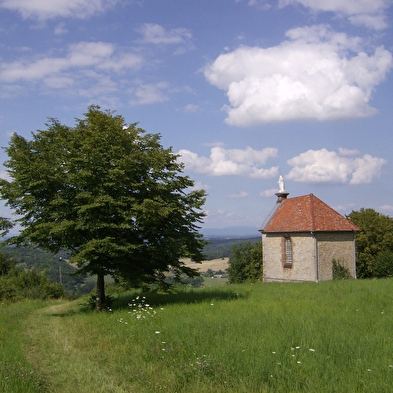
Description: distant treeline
202,237,260,260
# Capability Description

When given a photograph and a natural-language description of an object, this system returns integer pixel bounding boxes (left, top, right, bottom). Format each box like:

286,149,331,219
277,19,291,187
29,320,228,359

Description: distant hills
201,226,260,238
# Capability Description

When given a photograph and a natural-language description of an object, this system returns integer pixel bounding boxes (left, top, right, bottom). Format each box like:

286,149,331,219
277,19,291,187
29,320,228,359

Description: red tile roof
261,194,360,233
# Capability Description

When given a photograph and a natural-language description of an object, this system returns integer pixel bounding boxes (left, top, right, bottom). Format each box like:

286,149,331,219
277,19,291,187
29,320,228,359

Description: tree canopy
347,208,393,278
0,105,206,309
227,241,262,284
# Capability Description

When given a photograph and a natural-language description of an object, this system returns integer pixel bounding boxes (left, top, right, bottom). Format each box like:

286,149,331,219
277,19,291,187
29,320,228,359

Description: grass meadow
1,279,393,392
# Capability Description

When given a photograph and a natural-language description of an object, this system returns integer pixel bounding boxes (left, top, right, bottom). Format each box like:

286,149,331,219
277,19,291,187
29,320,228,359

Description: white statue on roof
278,175,285,193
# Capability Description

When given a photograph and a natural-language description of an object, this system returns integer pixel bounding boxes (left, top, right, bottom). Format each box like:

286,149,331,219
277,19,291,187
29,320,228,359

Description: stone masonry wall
316,232,356,280
262,231,356,282
262,232,316,282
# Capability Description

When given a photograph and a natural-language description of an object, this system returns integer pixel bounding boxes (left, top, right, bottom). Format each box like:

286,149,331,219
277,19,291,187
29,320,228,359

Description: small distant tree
202,268,214,277
228,241,262,284
347,208,393,278
0,105,206,310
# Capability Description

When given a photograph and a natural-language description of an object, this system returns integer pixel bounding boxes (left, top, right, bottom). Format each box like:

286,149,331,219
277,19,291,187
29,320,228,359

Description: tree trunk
96,274,106,311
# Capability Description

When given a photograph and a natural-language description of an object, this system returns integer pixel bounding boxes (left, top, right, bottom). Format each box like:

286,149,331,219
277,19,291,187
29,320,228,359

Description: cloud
0,41,144,100
203,141,225,147
0,42,143,83
338,147,360,157
379,205,393,213
54,22,68,35
242,0,271,10
190,181,210,192
0,0,120,20
0,170,10,181
129,82,170,105
227,191,249,199
260,188,278,197
203,209,237,226
177,146,278,178
278,0,391,30
204,25,393,126
286,148,387,184
136,23,193,46
183,104,200,113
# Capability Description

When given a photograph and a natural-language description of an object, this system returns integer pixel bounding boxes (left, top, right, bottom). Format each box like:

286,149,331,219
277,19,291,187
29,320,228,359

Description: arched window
282,236,293,268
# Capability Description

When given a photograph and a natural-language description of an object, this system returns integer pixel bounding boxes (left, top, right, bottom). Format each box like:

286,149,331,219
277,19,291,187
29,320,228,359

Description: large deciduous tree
347,208,393,278
0,106,206,310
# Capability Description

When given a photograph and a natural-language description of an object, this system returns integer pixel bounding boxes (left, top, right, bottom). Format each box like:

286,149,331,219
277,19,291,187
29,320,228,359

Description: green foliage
201,268,228,278
0,105,206,310
1,245,89,296
0,249,64,301
0,239,68,304
0,266,64,302
228,241,262,283
374,249,393,278
0,252,14,276
332,258,352,280
0,217,13,238
165,273,205,288
347,208,393,278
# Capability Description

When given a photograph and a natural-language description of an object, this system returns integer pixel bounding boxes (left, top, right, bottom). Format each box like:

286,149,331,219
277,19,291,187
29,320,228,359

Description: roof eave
262,229,361,234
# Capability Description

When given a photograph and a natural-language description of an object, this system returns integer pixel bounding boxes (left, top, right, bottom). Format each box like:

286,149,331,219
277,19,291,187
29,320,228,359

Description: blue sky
0,0,392,232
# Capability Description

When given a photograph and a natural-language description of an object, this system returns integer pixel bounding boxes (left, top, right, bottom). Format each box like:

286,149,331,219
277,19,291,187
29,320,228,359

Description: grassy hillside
0,237,254,293
1,246,94,296
1,279,393,392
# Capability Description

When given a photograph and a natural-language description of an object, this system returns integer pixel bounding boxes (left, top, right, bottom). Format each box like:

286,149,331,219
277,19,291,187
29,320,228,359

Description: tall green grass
0,301,49,392
2,279,393,392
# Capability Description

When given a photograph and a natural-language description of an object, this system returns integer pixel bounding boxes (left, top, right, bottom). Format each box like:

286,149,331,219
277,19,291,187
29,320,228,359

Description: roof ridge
309,194,316,231
259,202,281,231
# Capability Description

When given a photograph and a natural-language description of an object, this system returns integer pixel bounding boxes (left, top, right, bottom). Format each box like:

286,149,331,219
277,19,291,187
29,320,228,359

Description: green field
1,279,393,392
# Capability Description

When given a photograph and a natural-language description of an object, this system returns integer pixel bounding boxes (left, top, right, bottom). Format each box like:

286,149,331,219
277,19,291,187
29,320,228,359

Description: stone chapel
259,179,360,282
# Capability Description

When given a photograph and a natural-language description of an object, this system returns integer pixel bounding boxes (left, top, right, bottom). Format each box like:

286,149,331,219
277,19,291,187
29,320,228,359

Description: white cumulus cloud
204,24,392,126
278,0,391,30
286,148,387,184
136,23,192,45
177,146,278,178
0,0,120,20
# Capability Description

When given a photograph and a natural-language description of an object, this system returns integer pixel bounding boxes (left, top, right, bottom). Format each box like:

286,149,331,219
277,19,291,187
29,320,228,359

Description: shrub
0,267,65,302
332,258,352,280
